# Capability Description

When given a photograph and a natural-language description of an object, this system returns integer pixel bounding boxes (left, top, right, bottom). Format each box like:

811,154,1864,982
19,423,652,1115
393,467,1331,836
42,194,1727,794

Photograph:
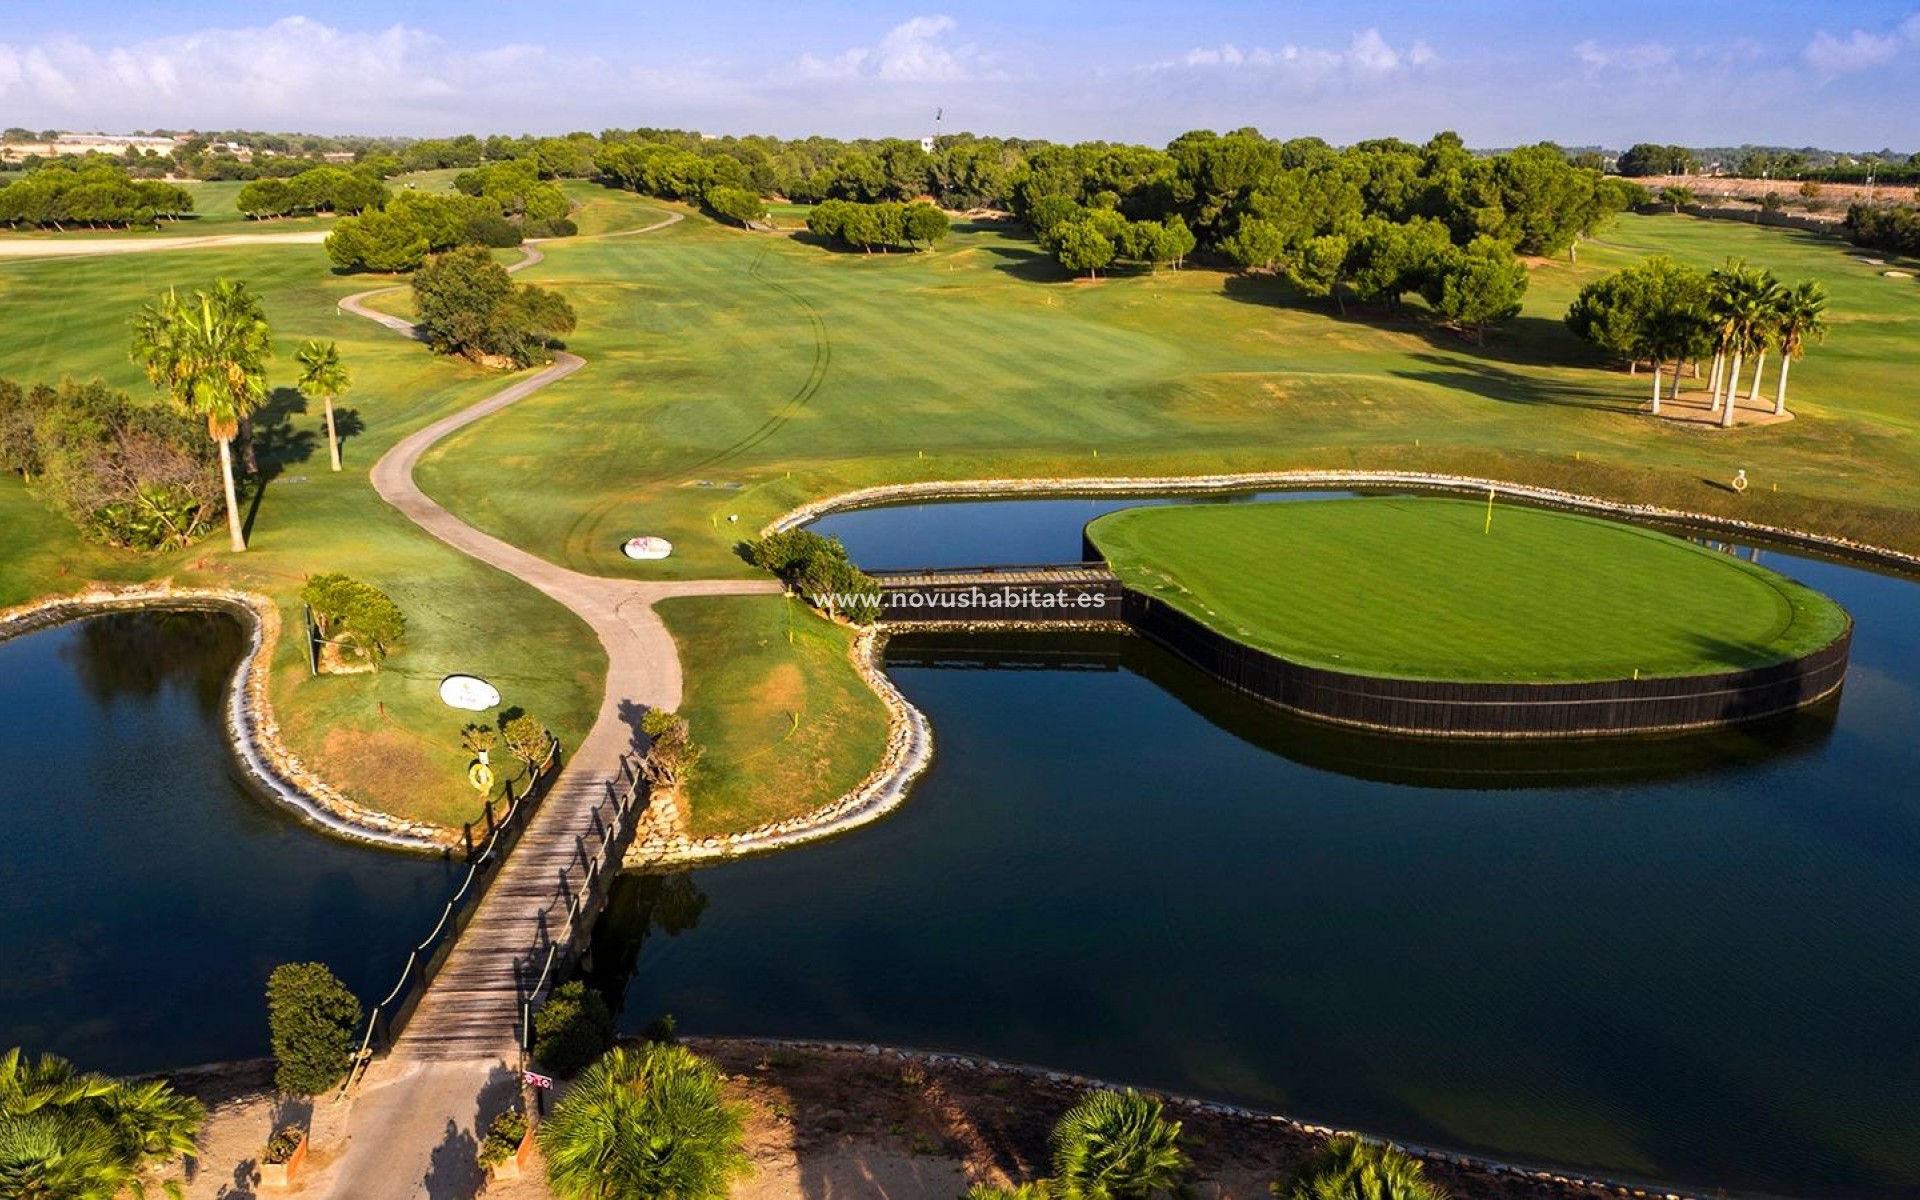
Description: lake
596,492,1920,1199
0,609,454,1074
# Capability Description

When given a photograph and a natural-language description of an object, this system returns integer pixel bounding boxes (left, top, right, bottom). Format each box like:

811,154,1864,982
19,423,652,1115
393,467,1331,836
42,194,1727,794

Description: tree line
0,161,193,229
324,185,572,273
804,199,950,252
1845,203,1920,256
1566,257,1829,423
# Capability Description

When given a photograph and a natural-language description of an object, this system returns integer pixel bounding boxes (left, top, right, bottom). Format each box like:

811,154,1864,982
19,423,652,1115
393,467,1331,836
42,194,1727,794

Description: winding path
323,212,782,1198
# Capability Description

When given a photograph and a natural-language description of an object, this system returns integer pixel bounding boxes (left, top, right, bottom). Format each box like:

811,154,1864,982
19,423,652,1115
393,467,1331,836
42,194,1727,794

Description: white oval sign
439,675,502,711
622,536,673,560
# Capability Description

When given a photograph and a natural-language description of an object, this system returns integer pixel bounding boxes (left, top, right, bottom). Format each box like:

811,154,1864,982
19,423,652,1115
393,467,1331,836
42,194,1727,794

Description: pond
0,609,455,1075
595,492,1920,1200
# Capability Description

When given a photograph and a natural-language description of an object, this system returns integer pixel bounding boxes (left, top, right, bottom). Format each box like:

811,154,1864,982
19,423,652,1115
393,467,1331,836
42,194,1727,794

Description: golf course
1085,496,1852,682
3,191,1917,827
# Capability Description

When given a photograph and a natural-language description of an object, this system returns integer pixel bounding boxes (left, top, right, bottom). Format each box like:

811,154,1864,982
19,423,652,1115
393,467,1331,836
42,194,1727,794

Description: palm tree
1739,270,1787,411
130,280,273,552
1282,1136,1448,1200
538,1044,748,1200
0,1047,204,1200
1049,1089,1187,1200
1705,263,1780,428
1772,280,1830,416
294,340,351,472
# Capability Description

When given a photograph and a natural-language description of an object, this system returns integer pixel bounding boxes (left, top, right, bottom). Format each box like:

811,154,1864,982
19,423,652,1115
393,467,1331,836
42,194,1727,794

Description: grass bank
1087,497,1850,682
656,594,888,838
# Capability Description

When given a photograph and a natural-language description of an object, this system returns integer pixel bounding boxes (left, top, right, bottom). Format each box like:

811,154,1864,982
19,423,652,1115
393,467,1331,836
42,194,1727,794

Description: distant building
1,132,181,164
320,150,357,164
920,136,936,154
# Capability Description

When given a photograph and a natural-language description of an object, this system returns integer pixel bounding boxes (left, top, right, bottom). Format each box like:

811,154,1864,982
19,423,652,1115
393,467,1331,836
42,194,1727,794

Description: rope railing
338,738,561,1095
520,756,648,1055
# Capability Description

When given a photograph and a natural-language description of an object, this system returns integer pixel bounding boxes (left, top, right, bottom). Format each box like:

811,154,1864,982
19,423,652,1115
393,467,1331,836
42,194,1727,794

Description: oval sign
622,536,673,560
439,674,502,712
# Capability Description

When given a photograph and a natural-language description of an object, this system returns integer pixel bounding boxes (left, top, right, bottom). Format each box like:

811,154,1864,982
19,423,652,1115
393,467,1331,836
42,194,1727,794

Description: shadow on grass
241,387,317,542
1389,353,1643,414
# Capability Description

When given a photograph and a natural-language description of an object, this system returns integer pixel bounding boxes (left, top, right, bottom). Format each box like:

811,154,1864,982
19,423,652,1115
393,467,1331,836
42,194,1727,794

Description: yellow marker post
1484,487,1496,534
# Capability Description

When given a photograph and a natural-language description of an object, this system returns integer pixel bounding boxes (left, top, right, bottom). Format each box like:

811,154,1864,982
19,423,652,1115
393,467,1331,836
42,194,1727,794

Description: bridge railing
339,739,561,1093
520,755,649,1056
867,561,1110,580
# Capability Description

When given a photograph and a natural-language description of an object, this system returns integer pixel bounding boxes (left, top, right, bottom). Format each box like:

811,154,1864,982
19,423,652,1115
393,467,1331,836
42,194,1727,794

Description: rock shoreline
767,468,1920,575
0,584,454,852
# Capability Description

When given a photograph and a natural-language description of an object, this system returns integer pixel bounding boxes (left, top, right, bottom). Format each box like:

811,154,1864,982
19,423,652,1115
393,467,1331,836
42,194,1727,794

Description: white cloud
0,16,755,134
1802,15,1920,73
794,15,996,84
1153,28,1436,81
1572,39,1677,72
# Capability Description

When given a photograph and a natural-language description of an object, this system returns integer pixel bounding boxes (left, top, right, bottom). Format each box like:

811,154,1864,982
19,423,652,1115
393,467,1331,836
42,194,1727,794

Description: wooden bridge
869,562,1123,623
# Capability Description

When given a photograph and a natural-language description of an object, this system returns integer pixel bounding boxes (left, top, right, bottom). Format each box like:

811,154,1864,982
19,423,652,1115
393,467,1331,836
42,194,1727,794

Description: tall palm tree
1772,280,1830,416
1283,1136,1447,1200
130,280,274,552
538,1044,748,1200
1704,261,1750,414
1739,269,1787,411
294,340,351,472
1049,1089,1187,1200
1706,263,1779,429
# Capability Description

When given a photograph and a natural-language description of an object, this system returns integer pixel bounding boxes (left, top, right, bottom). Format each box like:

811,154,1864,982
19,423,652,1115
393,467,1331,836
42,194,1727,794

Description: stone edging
689,1036,1714,1200
0,585,453,852
625,625,933,867
765,469,1920,575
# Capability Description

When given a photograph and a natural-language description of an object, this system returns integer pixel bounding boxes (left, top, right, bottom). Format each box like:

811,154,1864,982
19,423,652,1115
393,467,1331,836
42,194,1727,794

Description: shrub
1050,1089,1186,1200
299,572,407,664
539,1044,749,1200
477,1107,530,1170
532,980,617,1078
638,710,702,790
263,1126,305,1164
266,962,363,1095
501,711,551,769
1276,1136,1447,1200
0,1047,205,1195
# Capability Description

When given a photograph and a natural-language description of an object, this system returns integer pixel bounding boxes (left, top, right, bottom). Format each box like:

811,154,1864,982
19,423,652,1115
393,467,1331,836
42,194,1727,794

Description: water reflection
59,607,245,711
888,630,1842,789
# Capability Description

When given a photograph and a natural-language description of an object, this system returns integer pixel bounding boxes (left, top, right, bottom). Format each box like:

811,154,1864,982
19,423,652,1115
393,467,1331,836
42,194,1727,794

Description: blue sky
2,2,1916,148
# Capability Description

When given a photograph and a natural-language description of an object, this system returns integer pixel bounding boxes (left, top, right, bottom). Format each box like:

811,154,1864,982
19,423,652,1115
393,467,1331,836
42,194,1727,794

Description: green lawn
411,203,1920,588
655,595,889,837
0,239,604,828
1088,497,1851,682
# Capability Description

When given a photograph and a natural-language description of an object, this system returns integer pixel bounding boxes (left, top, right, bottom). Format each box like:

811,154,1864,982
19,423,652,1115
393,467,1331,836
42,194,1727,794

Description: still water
0,609,453,1074
597,493,1920,1199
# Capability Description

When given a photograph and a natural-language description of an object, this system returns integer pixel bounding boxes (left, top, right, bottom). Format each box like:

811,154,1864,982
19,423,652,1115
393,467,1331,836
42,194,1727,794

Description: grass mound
1087,497,1849,682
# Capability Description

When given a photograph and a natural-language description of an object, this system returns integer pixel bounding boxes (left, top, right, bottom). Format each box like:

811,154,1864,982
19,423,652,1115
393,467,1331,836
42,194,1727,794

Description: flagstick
1484,487,1495,534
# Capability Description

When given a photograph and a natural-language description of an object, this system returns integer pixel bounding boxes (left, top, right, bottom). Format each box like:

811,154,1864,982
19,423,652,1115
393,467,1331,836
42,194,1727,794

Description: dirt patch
148,1044,1712,1200
1645,387,1794,429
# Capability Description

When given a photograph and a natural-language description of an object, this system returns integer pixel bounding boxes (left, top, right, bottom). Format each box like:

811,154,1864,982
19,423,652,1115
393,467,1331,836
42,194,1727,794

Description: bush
1050,1089,1186,1200
638,710,702,790
525,215,579,239
532,980,617,1078
539,1044,749,1200
263,1126,305,1164
299,572,407,664
266,962,363,1095
1276,1136,1447,1200
477,1107,530,1170
0,377,222,550
741,530,880,623
501,711,552,768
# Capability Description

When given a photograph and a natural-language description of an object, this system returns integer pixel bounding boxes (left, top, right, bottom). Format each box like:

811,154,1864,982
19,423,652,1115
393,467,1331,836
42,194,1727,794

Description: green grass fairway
1088,497,1851,682
656,595,888,837
410,205,1920,585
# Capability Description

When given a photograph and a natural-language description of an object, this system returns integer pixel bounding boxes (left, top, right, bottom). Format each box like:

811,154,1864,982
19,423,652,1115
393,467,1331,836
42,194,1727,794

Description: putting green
1086,497,1851,682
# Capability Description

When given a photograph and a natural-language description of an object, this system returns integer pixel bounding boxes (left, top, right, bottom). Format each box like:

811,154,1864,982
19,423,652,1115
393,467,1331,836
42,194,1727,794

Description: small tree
1050,1089,1186,1200
462,723,498,760
639,710,701,790
705,186,767,228
532,981,618,1078
502,711,551,770
299,573,407,666
266,962,363,1095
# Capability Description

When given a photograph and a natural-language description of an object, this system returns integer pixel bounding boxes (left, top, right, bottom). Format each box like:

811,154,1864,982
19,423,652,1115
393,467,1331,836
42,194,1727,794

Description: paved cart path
324,211,783,1199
